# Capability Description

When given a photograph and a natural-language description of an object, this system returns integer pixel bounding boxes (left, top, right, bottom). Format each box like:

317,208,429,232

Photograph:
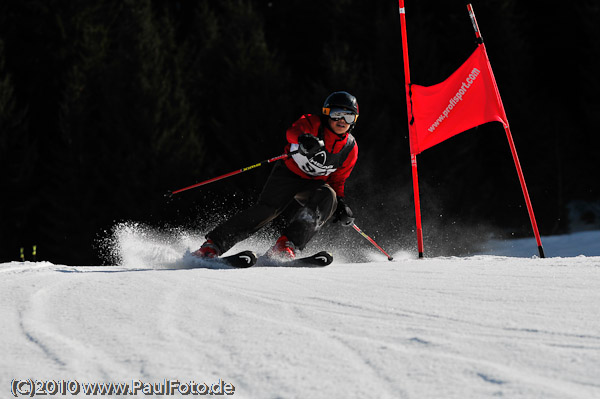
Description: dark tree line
1,0,598,264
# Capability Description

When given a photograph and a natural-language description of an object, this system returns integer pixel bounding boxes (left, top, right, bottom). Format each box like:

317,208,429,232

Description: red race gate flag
409,45,508,155
399,1,544,258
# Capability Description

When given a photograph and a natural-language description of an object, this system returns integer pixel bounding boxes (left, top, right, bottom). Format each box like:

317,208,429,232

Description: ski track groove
15,272,141,382
18,308,67,369
189,267,600,398
172,272,408,397
177,273,513,397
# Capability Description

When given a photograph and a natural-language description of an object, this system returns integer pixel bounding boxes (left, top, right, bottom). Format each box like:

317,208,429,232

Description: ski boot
266,235,296,260
191,239,221,259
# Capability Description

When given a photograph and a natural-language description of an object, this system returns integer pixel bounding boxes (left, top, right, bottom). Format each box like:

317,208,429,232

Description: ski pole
168,151,298,196
352,224,394,261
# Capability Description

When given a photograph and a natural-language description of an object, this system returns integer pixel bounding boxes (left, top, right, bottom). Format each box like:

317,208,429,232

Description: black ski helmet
322,91,359,122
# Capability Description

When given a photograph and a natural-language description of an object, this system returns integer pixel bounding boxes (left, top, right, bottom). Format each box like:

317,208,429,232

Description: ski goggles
323,107,358,124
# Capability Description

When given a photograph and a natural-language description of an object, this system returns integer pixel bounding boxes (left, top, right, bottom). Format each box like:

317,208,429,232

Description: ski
257,251,333,268
183,250,257,269
220,250,258,268
181,250,332,269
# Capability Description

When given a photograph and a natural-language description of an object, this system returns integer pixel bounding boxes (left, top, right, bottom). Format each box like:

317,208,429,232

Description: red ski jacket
283,114,358,197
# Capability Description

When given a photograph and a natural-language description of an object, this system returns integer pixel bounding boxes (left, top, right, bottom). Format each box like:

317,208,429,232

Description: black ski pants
208,161,337,253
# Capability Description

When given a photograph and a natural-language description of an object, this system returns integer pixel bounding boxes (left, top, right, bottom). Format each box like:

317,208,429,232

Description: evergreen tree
0,37,32,261
184,0,291,193
39,0,204,263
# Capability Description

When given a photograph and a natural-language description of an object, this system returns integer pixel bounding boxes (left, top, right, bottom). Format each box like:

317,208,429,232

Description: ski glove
332,197,354,227
298,134,324,158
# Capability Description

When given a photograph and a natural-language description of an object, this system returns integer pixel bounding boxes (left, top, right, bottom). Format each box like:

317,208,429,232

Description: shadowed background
1,0,598,264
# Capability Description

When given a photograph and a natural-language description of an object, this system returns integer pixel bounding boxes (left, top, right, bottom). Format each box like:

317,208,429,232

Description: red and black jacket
283,114,358,197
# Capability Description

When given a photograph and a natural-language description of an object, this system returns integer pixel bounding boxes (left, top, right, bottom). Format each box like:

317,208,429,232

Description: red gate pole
467,4,545,258
399,0,424,258
504,125,545,257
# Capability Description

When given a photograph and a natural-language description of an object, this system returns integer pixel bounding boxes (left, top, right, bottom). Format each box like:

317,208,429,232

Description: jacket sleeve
327,144,358,197
286,114,319,144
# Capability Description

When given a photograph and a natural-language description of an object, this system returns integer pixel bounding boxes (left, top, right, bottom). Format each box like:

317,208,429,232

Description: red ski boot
266,235,296,260
191,239,221,259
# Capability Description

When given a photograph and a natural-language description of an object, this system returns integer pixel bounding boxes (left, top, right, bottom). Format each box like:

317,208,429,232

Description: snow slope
1,230,599,399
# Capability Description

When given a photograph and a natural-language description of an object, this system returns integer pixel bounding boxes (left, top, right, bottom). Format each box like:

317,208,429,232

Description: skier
192,91,359,260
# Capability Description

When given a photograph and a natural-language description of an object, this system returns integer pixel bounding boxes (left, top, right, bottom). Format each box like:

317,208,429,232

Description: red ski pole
168,151,297,196
352,224,394,261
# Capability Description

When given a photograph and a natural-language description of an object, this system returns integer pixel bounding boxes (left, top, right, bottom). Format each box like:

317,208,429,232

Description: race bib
290,144,337,177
